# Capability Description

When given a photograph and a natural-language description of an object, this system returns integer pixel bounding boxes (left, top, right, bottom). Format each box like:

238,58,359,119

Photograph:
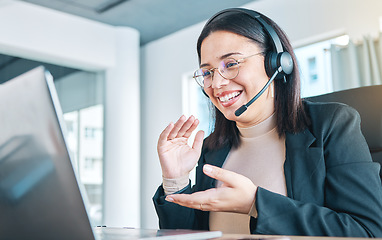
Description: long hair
197,9,309,150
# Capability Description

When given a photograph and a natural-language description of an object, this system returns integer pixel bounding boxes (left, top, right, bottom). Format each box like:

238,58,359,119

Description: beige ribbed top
209,113,287,234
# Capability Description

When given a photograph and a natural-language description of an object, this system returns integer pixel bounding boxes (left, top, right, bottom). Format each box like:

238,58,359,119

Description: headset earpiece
264,52,293,80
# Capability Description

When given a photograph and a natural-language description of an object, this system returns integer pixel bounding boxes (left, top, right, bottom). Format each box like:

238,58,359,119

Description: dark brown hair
197,9,309,150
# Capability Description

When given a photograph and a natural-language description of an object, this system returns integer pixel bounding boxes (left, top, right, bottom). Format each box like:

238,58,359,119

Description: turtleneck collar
237,113,277,139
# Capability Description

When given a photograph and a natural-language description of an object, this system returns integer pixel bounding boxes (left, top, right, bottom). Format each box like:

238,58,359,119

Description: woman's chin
221,109,240,122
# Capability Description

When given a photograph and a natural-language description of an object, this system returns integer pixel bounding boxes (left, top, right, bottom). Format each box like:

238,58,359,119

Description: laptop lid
0,66,222,240
0,66,95,240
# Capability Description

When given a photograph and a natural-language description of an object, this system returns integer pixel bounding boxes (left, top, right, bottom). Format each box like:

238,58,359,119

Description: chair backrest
306,85,382,180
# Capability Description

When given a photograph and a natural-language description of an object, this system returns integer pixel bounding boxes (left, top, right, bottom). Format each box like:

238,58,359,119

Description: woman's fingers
163,115,200,141
158,122,174,147
176,165,257,213
183,120,199,139
175,115,195,138
165,167,257,214
167,115,187,140
203,164,242,188
192,130,205,151
165,188,218,211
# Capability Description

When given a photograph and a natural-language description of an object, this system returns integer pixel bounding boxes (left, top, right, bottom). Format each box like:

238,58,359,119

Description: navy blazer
153,101,382,237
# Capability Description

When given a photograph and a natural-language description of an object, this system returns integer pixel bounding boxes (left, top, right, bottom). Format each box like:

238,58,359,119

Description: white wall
141,0,382,228
0,0,141,228
140,24,203,228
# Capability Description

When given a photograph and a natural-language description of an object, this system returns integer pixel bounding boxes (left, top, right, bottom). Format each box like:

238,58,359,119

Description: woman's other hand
165,164,258,214
157,115,204,179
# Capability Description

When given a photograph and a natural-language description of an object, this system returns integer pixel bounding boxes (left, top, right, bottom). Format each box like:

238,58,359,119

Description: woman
153,8,382,237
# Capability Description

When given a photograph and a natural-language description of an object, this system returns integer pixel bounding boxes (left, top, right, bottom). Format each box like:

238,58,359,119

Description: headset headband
205,8,284,54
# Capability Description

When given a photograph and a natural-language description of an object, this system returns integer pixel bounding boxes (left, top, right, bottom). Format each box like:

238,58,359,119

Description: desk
216,234,382,240
94,227,382,240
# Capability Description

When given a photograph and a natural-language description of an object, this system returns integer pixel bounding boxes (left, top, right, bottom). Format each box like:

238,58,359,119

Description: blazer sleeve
152,155,210,230
252,103,382,237
152,183,198,229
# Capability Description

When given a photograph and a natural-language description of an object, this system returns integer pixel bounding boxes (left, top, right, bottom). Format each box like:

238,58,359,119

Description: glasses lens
194,68,212,87
219,58,239,79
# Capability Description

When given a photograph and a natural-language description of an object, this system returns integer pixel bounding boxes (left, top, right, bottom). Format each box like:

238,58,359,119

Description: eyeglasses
193,52,264,88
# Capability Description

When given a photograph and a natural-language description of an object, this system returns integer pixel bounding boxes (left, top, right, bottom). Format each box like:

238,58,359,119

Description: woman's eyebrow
220,52,242,59
199,52,242,68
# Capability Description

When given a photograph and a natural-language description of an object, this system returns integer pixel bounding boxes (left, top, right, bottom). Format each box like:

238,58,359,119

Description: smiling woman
153,8,382,237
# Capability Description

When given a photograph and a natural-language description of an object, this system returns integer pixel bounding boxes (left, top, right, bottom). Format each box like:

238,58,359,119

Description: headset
201,8,294,116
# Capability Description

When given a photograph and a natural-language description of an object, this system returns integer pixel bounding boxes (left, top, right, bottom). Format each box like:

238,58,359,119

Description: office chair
306,85,382,180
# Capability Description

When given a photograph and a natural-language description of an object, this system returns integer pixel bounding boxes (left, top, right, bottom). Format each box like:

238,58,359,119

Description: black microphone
235,66,282,117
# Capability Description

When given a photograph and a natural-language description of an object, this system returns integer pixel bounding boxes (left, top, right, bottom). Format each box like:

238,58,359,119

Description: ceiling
1,0,255,83
20,0,255,46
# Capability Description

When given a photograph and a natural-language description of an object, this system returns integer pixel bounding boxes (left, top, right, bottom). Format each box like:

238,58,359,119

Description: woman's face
200,30,275,128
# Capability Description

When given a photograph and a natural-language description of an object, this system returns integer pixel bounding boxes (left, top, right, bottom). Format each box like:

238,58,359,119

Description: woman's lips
218,91,242,107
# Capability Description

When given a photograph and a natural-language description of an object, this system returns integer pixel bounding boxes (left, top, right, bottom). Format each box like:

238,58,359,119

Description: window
182,73,212,185
55,70,105,226
294,35,349,97
63,104,104,226
64,105,103,224
307,57,318,83
182,73,213,138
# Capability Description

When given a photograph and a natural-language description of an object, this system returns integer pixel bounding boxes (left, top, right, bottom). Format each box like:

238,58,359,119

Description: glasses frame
193,52,264,88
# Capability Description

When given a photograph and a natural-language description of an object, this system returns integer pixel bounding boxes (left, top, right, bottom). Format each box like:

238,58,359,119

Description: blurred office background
0,0,382,229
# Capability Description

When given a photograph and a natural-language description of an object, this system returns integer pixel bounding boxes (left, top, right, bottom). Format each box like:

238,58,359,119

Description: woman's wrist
247,187,258,217
162,174,189,195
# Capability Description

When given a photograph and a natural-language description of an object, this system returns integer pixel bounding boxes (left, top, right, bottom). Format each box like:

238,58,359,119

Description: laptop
0,67,222,240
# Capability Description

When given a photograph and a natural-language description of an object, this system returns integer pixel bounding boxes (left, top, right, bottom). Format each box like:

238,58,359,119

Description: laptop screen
0,67,95,240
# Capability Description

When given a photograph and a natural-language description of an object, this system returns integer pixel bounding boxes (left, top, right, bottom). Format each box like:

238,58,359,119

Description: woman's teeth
219,92,240,103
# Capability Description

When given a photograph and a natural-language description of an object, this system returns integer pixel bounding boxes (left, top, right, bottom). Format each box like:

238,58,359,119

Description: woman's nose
211,70,229,89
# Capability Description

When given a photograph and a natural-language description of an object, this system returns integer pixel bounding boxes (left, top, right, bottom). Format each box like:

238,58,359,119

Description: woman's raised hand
157,115,204,179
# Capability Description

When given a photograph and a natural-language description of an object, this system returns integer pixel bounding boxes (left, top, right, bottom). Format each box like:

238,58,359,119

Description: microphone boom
234,66,282,117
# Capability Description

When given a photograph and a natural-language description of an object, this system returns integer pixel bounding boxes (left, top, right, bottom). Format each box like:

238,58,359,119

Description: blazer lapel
285,128,325,204
202,144,231,189
203,144,231,167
